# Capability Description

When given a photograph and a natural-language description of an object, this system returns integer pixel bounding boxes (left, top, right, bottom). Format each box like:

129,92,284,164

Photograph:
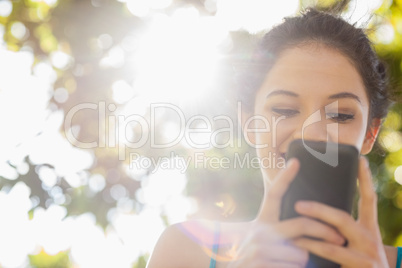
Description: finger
254,262,303,268
293,237,370,267
260,158,300,222
294,201,359,242
266,244,309,264
357,157,378,229
274,217,345,245
246,244,308,264
234,241,308,267
249,261,303,268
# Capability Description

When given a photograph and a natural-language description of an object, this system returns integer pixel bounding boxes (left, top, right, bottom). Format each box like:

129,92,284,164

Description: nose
292,109,338,143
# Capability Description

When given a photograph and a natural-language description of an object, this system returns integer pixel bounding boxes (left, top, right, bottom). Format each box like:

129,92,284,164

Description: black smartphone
280,139,359,268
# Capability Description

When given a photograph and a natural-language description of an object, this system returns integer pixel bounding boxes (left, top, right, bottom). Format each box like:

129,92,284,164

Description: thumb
258,158,300,223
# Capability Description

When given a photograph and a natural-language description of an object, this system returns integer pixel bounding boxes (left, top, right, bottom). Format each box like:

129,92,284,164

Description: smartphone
280,139,359,268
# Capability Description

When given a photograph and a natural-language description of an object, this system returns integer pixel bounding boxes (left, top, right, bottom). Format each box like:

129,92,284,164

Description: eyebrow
328,92,361,103
266,89,299,99
266,89,362,104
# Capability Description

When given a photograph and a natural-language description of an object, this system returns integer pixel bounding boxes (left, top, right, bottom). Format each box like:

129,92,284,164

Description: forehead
258,44,368,105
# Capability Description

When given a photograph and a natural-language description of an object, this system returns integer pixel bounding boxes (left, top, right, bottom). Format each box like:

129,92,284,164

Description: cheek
253,116,292,150
252,115,272,146
338,119,368,151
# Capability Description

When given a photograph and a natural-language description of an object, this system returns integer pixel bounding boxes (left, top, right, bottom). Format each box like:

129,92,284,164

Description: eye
326,113,355,122
272,108,299,118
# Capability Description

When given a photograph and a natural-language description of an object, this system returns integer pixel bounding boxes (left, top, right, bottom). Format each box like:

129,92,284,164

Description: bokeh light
395,165,402,185
131,8,225,103
215,0,299,32
0,1,13,18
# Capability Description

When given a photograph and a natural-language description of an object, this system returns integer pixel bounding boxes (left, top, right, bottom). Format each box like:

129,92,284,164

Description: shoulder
146,220,252,268
146,220,217,268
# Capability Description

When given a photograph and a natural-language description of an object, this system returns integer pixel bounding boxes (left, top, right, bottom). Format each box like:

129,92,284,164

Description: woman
146,8,402,268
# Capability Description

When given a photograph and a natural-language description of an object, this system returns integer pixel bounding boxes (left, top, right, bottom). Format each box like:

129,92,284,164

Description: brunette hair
238,8,392,122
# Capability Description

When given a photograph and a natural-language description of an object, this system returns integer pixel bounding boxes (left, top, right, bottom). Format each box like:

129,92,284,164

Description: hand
292,157,389,268
227,159,346,268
